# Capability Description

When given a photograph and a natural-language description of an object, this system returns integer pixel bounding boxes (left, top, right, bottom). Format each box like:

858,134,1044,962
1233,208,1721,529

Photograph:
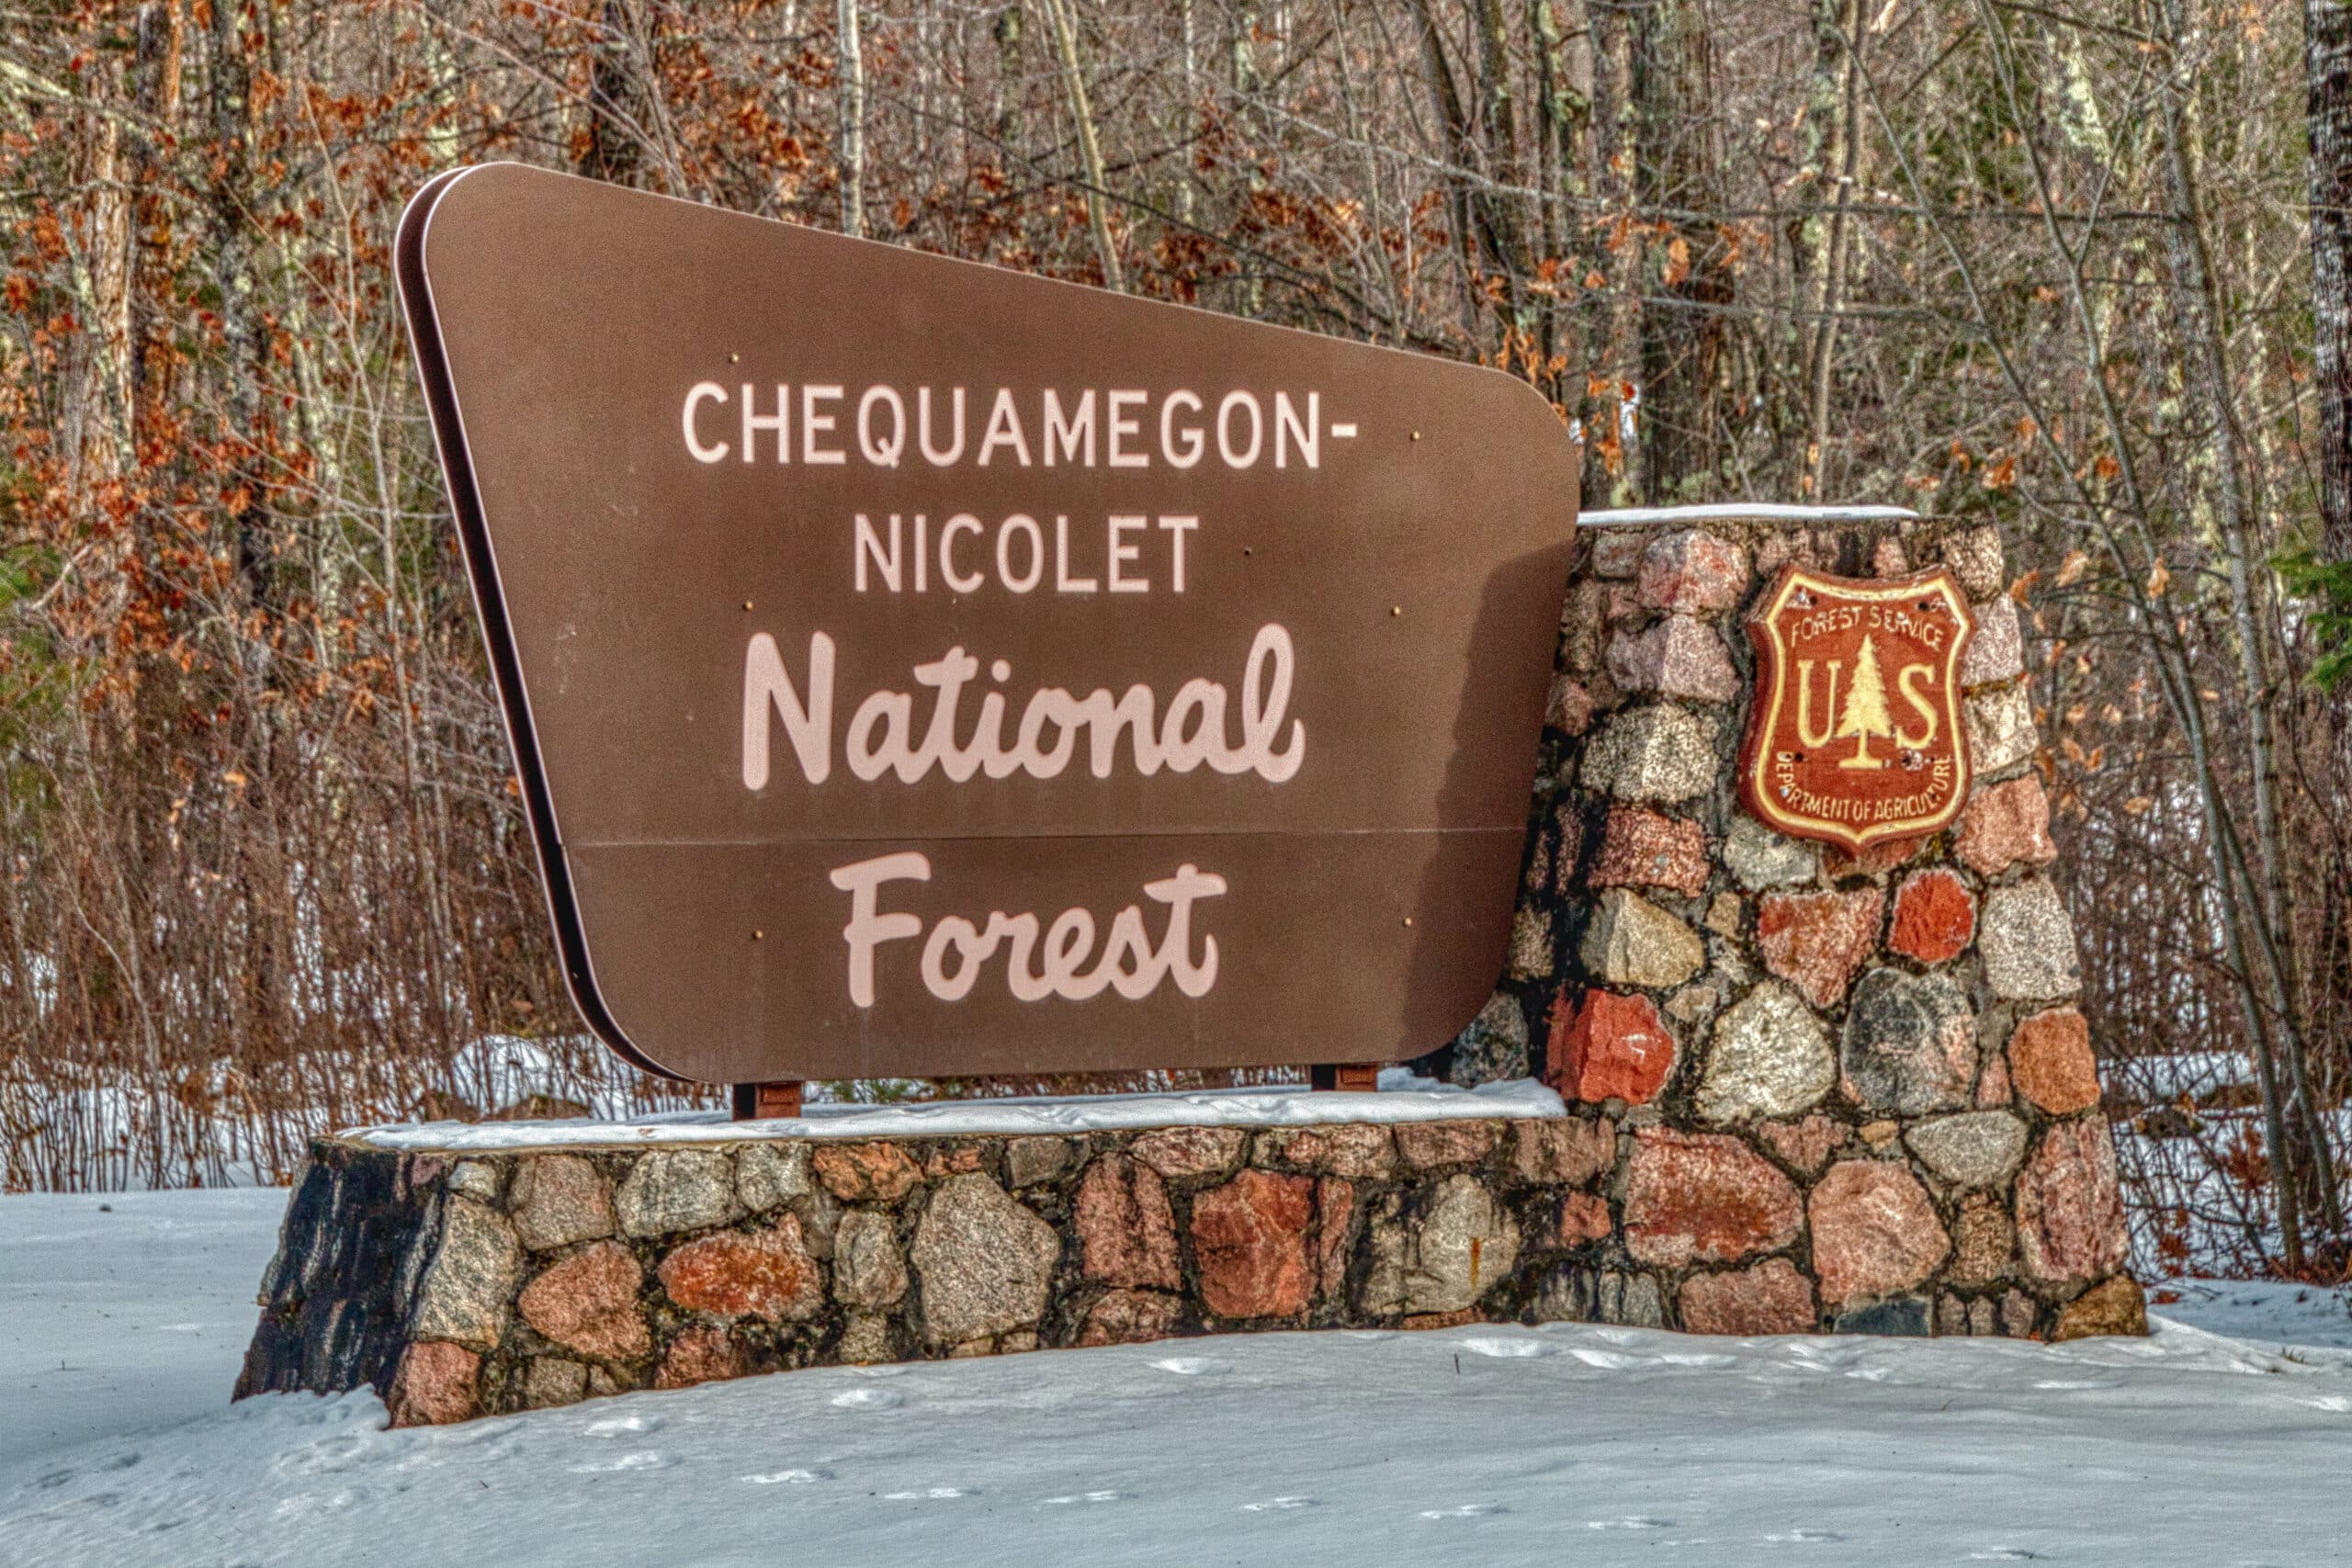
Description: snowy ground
5,1190,2349,1566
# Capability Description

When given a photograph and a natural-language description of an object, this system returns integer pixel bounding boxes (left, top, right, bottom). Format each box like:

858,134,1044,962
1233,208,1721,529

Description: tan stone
2053,1275,2147,1340
813,1141,922,1202
1395,1119,1501,1170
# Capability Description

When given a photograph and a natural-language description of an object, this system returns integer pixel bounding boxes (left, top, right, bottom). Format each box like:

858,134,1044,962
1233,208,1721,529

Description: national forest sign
396,164,1577,1085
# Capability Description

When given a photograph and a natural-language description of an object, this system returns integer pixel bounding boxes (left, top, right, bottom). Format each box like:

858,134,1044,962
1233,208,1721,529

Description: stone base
236,1111,2143,1426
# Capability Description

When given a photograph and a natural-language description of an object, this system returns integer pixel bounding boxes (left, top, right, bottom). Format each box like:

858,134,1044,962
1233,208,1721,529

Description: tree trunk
1042,0,1123,289
1591,0,1642,504
2311,0,2352,561
839,0,865,237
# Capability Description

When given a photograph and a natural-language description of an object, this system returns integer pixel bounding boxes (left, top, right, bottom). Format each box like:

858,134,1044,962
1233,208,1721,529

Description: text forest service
396,164,1577,1085
1738,566,1978,854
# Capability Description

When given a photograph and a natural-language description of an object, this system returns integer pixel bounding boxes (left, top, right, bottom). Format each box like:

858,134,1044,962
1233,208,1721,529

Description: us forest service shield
1737,566,1976,854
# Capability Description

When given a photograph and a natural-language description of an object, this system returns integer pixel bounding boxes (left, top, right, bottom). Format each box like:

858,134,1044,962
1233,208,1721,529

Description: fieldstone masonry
1447,513,2139,1344
242,1115,1658,1425
236,513,2140,1427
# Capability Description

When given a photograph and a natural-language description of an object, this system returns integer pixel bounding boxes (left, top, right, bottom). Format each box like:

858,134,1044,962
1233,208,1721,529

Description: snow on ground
6,1190,2351,1566
0,1189,290,1467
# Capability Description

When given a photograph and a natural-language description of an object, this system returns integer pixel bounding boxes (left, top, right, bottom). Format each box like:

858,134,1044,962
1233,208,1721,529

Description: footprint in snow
1041,1491,1126,1505
1967,1551,2040,1561
585,1414,663,1435
883,1487,976,1499
568,1451,673,1474
2287,1393,2350,1413
1241,1496,1315,1512
1589,1517,1676,1530
1455,1336,1556,1359
742,1469,831,1484
1419,1504,1507,1518
831,1387,905,1410
1766,1529,1846,1542
1340,1329,1398,1341
1151,1356,1229,1375
273,1435,379,1476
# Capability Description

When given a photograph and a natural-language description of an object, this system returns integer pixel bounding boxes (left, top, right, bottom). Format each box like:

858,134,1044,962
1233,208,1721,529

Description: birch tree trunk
2310,0,2352,561
839,0,865,237
1042,0,1123,289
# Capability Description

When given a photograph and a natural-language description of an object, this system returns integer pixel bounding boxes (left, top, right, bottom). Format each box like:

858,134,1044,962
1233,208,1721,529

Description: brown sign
1738,566,1976,854
395,164,1577,1085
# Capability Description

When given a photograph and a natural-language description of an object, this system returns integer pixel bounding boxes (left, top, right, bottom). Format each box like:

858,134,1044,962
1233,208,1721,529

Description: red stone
1623,1129,1803,1267
1889,869,1977,965
1190,1168,1315,1320
1678,1258,1817,1336
1954,774,2059,878
1076,1154,1181,1290
1639,529,1751,614
1395,1120,1500,1170
1076,1290,1182,1348
655,1325,751,1389
1823,835,1929,879
1807,1159,1951,1306
1546,674,1595,736
2017,1120,2130,1281
1589,808,1710,897
657,1219,825,1323
1757,887,1885,1009
2008,1007,2102,1115
1317,1178,1357,1298
388,1340,481,1427
922,1145,985,1178
1507,1118,1618,1187
813,1141,922,1201
1755,1113,1847,1176
1547,989,1677,1106
1557,1190,1613,1247
518,1240,651,1360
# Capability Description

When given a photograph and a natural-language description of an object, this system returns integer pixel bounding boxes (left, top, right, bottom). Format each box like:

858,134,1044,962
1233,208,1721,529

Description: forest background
5,0,2350,1282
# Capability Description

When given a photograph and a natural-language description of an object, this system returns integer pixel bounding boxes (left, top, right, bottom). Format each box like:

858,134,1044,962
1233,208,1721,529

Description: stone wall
1443,514,2141,1341
235,513,2143,1427
243,1116,1645,1426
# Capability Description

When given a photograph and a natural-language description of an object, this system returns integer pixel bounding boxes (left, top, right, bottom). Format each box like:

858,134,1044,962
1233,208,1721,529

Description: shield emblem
1737,565,1976,853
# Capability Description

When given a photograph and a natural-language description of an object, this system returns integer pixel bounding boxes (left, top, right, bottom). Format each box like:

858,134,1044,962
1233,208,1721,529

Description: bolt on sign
1738,566,1976,854
395,164,1577,1085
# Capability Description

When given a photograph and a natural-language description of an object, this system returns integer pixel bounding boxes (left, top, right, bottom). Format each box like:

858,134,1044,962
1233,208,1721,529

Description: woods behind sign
398,164,1576,1085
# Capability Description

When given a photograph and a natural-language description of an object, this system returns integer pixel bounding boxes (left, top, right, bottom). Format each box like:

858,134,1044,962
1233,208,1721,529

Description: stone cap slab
345,1077,1566,1155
